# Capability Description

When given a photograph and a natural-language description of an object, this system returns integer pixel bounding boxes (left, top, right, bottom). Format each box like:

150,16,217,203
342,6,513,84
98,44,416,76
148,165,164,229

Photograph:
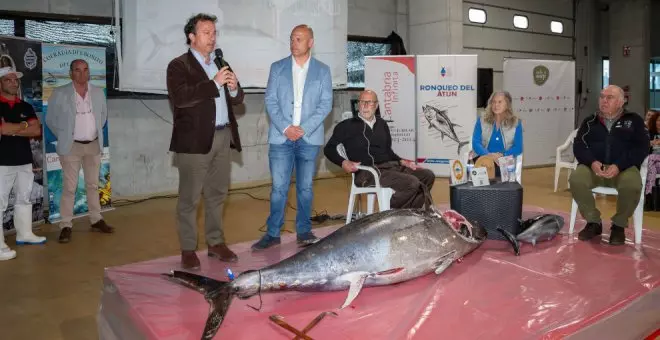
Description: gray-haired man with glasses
324,90,435,209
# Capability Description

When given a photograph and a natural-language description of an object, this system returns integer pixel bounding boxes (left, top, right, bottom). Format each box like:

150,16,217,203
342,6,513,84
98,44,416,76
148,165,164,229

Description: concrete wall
408,0,463,55
608,0,651,116
574,0,608,125
461,0,575,91
1,0,406,196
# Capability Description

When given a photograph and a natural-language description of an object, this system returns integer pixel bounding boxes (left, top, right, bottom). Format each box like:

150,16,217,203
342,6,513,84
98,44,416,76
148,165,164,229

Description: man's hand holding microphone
214,66,238,91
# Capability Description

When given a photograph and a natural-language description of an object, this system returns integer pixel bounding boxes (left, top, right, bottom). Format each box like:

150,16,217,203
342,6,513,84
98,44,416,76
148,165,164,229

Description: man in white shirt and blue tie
252,24,333,250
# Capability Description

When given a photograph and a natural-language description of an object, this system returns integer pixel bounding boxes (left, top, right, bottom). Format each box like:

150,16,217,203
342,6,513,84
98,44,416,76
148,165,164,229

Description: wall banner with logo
0,36,45,234
415,55,478,176
503,58,575,166
364,56,417,160
42,43,112,223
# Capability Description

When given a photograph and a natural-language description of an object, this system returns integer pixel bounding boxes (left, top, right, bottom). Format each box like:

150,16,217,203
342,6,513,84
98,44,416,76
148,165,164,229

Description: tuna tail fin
457,140,470,155
163,271,234,340
496,227,521,256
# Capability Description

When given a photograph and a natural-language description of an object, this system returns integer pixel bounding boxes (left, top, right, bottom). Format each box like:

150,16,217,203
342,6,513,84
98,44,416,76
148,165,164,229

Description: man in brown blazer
166,13,244,270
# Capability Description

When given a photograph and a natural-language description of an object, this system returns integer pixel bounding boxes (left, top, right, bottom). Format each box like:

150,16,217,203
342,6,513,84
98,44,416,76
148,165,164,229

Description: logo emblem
533,65,550,86
441,67,447,77
24,48,37,70
451,160,464,181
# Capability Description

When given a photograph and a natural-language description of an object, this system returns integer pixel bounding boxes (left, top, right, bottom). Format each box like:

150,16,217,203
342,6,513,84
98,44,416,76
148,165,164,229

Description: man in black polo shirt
324,90,435,209
0,66,47,261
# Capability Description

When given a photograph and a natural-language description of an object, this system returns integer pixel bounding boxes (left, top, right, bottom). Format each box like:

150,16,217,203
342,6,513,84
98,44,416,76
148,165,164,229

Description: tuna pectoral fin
339,272,369,309
497,227,521,256
163,271,233,340
433,250,457,275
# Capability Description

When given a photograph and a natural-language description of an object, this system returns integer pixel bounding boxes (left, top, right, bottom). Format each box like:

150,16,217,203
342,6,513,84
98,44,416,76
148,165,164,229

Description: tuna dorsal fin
339,272,369,309
433,250,457,275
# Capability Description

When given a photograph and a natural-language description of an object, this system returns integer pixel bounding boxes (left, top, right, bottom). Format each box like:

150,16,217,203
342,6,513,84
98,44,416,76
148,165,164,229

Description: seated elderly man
324,90,435,209
570,85,649,245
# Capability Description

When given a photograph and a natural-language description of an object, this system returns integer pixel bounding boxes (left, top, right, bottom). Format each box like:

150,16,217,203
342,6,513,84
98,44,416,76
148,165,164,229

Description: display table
449,181,523,240
97,205,660,340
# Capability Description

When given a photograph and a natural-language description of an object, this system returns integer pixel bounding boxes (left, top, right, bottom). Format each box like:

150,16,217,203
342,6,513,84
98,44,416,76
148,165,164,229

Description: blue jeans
266,139,320,237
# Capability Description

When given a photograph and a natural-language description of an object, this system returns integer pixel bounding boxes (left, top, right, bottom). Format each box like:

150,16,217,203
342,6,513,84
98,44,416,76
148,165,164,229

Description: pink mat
98,205,660,340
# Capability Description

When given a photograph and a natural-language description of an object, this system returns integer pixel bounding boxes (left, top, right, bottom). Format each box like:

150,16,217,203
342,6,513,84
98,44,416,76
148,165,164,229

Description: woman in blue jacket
471,90,523,163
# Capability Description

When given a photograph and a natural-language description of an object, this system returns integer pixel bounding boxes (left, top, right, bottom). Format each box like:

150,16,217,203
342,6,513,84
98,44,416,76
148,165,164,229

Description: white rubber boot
14,205,46,245
0,212,17,261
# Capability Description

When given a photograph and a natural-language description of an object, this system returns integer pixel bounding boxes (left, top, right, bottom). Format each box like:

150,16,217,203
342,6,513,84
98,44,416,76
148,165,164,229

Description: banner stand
0,36,46,234
415,55,478,176
41,43,113,224
364,56,417,161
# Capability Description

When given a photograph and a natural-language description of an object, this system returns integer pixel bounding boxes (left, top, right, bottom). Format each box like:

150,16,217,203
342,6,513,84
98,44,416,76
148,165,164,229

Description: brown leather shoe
91,220,114,233
208,243,238,263
58,227,72,243
181,251,201,270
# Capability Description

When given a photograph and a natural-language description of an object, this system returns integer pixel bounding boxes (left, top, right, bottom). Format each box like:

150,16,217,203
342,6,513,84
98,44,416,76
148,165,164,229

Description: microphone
213,48,228,90
214,48,226,68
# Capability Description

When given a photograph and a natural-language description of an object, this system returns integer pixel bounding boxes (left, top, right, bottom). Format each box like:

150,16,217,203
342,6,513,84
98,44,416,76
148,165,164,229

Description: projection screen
116,0,348,94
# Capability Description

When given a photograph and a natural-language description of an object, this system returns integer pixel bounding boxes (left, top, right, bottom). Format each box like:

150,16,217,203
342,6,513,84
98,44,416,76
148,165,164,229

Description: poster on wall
364,56,417,160
41,43,112,223
415,55,478,176
503,59,575,166
0,36,45,234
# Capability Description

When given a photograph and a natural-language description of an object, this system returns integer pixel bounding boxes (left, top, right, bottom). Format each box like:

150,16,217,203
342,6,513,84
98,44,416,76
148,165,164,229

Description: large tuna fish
163,207,487,340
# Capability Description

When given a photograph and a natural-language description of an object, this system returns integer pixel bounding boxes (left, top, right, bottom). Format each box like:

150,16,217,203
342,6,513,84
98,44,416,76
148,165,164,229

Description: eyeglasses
358,100,377,106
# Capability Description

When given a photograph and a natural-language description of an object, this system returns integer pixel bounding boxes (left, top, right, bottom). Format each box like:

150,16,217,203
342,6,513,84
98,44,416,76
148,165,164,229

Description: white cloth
0,164,34,212
291,56,310,127
73,85,98,141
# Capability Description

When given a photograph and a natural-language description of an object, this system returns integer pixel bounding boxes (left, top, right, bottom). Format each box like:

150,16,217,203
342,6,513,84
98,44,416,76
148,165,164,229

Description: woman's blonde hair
482,90,518,128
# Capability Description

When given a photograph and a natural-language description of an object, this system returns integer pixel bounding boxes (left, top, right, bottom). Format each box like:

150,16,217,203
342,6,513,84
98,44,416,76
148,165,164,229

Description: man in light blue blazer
252,24,333,250
45,59,114,244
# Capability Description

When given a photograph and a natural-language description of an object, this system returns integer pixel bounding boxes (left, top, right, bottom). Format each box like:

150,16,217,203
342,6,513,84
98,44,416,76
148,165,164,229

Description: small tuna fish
163,207,487,340
497,213,564,256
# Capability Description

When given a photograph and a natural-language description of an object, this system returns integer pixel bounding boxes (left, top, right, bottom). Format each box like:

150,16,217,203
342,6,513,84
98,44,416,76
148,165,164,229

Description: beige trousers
58,139,102,229
174,129,231,251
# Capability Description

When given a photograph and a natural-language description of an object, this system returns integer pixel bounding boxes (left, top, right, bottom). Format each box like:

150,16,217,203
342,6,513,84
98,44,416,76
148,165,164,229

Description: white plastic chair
337,144,395,224
462,143,523,184
568,156,649,244
554,129,579,192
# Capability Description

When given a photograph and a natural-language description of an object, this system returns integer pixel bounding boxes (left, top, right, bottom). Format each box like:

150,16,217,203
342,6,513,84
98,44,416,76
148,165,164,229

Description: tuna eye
459,224,471,238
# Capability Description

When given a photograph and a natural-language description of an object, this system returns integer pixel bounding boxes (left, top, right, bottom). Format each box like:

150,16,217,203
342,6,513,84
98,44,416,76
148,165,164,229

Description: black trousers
355,161,435,209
